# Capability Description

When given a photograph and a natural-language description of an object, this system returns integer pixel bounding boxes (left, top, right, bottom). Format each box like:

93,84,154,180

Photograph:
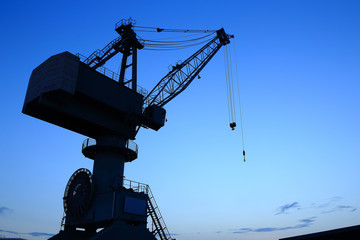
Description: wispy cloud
321,205,357,214
314,197,357,214
275,197,357,215
0,207,14,215
275,202,300,215
316,196,342,209
0,229,20,235
0,228,54,238
28,232,54,237
232,217,316,234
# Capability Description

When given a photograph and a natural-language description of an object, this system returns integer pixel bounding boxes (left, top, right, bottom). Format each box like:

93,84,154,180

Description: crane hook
230,122,236,130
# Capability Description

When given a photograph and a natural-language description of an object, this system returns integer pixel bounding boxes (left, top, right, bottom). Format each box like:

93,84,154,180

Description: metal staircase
84,36,125,69
147,187,172,240
123,179,173,240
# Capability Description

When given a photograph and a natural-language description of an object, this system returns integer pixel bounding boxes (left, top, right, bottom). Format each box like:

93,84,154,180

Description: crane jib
143,28,233,109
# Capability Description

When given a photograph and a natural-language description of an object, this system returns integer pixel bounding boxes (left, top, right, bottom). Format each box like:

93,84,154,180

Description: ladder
147,187,173,240
84,36,125,69
122,179,173,240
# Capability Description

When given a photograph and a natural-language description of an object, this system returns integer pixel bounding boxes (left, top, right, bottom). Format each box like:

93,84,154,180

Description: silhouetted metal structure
22,19,232,240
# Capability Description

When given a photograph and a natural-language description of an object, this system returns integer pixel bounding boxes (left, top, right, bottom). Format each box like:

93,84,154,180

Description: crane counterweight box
22,51,143,139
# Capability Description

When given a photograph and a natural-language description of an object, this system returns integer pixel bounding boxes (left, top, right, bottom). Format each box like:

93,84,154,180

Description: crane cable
224,45,236,130
224,46,231,124
233,40,246,162
135,26,217,51
224,42,246,162
134,25,217,33
141,33,216,51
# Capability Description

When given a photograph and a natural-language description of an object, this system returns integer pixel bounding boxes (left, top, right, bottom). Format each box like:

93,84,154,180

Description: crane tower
22,19,233,240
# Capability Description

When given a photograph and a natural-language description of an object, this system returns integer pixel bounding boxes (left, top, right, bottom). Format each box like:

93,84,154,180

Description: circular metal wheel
63,168,93,218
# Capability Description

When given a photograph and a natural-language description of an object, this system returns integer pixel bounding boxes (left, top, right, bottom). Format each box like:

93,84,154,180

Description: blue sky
1,0,359,240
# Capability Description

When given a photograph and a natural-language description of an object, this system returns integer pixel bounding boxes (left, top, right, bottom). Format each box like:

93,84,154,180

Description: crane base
49,221,156,240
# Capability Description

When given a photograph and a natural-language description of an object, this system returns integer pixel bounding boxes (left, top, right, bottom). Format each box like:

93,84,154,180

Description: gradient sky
1,0,359,240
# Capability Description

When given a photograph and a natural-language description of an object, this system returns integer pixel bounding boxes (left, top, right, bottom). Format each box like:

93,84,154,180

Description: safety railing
82,138,138,156
82,138,96,151
123,179,149,194
115,18,136,30
126,141,139,156
124,81,148,97
122,179,173,240
75,53,148,97
76,53,121,80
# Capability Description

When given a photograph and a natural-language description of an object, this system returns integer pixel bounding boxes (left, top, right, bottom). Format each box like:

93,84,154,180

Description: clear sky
1,0,359,240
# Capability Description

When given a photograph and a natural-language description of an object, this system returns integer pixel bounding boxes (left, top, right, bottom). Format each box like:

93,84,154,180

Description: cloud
337,205,357,212
321,205,357,214
314,197,357,214
0,228,54,238
275,197,357,215
275,202,300,215
28,232,54,237
316,196,342,209
0,207,14,215
0,229,20,235
232,217,316,234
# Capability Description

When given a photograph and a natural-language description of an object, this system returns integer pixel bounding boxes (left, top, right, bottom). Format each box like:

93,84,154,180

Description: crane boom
144,28,233,108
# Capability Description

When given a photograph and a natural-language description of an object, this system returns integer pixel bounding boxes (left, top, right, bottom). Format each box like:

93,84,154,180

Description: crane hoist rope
224,40,246,162
233,40,246,162
224,45,236,129
224,47,232,125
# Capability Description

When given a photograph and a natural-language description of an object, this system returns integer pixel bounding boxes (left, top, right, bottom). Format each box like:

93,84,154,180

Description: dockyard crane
22,19,233,240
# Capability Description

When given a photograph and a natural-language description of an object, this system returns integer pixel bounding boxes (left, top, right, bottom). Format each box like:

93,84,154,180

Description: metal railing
76,53,120,80
75,53,148,97
82,138,138,156
125,140,139,156
82,138,96,151
115,18,136,30
123,178,149,193
122,179,173,240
